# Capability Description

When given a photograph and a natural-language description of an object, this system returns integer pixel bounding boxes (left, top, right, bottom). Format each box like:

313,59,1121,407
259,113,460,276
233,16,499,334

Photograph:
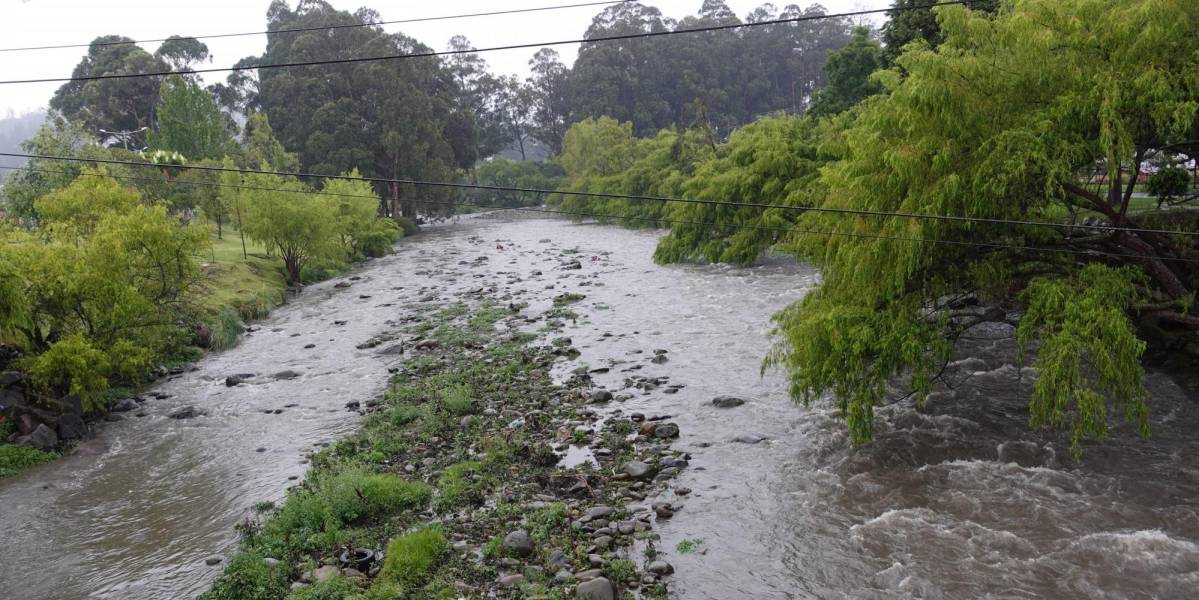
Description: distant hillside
0,111,46,172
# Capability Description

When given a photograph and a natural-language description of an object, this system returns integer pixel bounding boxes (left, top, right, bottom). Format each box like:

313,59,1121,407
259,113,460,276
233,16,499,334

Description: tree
249,1,464,219
1147,167,1192,208
321,172,401,258
808,27,884,116
1,113,105,220
772,0,1199,455
147,75,233,160
526,49,573,154
237,112,299,172
474,160,564,207
4,169,207,409
492,76,536,161
154,36,210,71
881,0,1000,64
50,36,168,141
240,173,340,285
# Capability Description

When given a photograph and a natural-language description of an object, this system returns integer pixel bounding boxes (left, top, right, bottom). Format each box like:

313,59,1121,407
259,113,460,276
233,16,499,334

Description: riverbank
0,225,353,478
202,292,689,599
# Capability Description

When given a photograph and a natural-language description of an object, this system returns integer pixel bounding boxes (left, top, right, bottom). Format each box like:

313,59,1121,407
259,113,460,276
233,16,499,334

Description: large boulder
56,414,88,440
502,530,533,557
576,577,615,600
0,371,22,387
168,406,203,420
16,424,58,450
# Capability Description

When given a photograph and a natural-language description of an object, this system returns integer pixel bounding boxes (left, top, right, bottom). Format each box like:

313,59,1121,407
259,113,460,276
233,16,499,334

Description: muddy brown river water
1,213,1197,599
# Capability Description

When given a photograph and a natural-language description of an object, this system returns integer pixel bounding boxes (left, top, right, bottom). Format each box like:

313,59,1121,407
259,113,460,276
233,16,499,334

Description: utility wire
0,2,967,85
0,1,632,53
3,151,1196,240
3,163,1194,265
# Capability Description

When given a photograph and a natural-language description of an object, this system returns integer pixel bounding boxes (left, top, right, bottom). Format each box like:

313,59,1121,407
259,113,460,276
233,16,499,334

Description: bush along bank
202,299,690,599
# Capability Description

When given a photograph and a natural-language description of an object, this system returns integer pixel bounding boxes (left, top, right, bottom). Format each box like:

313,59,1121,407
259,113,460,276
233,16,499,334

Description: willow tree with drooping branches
771,0,1199,455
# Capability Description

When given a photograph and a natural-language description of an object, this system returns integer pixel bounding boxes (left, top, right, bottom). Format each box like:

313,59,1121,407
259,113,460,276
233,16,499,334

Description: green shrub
380,525,448,590
392,216,420,236
435,461,487,511
323,469,431,522
439,383,474,416
0,443,58,478
285,576,360,600
200,552,289,600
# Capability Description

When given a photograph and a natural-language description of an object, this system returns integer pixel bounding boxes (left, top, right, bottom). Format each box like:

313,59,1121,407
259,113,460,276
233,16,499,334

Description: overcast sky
0,0,881,116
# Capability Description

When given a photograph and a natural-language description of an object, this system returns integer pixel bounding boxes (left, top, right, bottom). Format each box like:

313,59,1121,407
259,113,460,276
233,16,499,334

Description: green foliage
604,559,637,583
147,75,233,160
654,115,832,266
5,171,208,407
238,172,342,285
238,113,300,172
322,172,400,259
472,159,564,208
439,383,475,416
379,525,448,590
22,335,114,411
49,36,166,135
199,551,289,600
435,461,488,510
285,576,360,600
321,469,432,523
0,442,58,478
808,27,884,117
1147,167,1191,204
1018,265,1149,456
769,0,1199,448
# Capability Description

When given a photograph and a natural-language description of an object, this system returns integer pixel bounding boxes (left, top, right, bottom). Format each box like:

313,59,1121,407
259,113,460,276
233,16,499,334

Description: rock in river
503,530,533,557
712,395,746,408
169,406,202,420
621,461,655,480
111,398,140,412
577,576,615,600
653,422,680,439
56,414,87,440
16,424,57,450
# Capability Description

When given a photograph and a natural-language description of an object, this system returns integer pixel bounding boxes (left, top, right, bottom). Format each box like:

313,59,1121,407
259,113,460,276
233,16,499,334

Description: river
1,213,1196,599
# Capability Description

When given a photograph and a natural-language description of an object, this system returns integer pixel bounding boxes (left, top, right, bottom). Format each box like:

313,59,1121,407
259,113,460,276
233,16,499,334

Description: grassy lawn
196,226,288,349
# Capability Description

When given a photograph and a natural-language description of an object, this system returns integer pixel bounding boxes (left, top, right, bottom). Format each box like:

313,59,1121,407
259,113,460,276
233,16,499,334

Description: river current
1,213,1195,599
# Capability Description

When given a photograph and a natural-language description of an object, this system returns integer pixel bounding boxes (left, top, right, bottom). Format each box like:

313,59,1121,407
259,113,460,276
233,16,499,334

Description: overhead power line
3,151,1196,240
0,1,632,53
0,2,968,85
6,163,1192,265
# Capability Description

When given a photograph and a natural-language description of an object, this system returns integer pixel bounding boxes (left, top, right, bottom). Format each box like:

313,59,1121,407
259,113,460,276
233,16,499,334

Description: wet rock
621,461,655,480
334,281,352,288
554,569,572,584
0,371,23,387
311,565,340,583
651,354,669,364
303,343,316,349
56,414,87,440
414,339,440,351
675,486,692,496
548,549,571,568
205,557,222,566
503,530,533,557
583,505,613,521
731,433,768,444
638,422,657,436
498,574,524,588
712,395,746,408
104,414,124,422
653,423,680,439
272,370,302,380
111,398,139,413
168,406,202,420
16,424,57,450
590,389,613,403
647,560,674,575
654,503,675,518
225,376,245,387
562,259,582,270
345,401,361,410
577,576,615,600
